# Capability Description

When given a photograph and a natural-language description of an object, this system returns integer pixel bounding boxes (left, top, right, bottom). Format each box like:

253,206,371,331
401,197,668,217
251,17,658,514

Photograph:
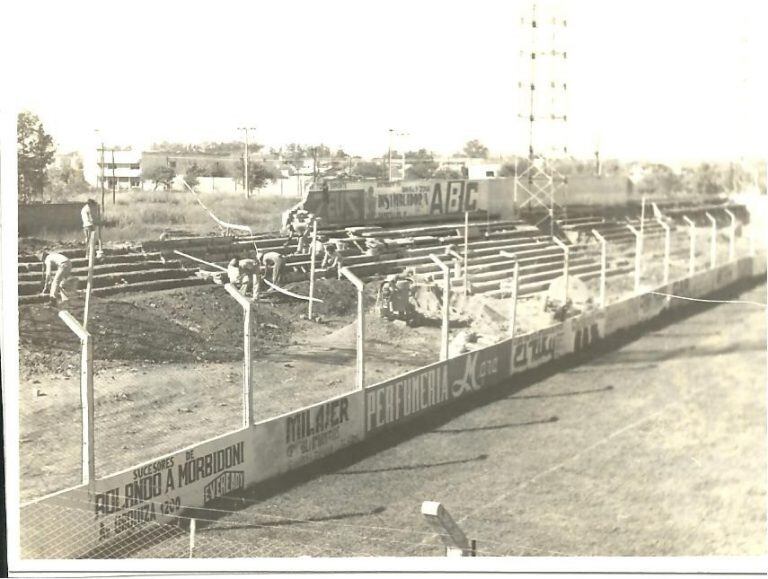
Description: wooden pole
592,229,607,308
83,231,96,330
340,267,365,390
225,284,254,427
59,311,94,487
308,219,318,320
683,216,696,276
429,255,451,361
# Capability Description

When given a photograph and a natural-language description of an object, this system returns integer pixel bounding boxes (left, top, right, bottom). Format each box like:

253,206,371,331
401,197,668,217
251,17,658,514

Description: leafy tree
433,167,463,180
235,159,279,193
353,160,386,179
208,162,230,178
143,165,176,191
17,111,56,202
462,139,489,159
184,162,202,188
47,156,89,200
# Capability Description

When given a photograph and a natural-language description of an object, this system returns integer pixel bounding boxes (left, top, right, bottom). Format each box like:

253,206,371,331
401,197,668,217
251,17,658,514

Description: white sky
1,0,765,162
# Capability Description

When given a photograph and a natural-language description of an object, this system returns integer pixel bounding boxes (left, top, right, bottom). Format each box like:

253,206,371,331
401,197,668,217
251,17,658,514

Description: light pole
237,127,256,199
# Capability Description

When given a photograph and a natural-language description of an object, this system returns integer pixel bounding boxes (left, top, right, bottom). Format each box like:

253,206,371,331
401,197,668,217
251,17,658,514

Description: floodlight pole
705,212,717,269
551,236,569,305
501,250,520,337
724,208,736,261
655,214,671,285
682,216,696,276
429,254,451,361
308,218,319,320
224,284,254,427
627,224,642,293
591,229,607,308
59,311,94,487
421,501,476,557
340,267,365,390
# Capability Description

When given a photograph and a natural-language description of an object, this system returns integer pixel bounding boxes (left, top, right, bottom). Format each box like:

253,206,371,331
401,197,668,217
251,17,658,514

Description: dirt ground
123,281,767,558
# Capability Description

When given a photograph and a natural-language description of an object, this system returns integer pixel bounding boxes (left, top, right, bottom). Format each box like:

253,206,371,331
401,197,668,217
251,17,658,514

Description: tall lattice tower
515,0,569,234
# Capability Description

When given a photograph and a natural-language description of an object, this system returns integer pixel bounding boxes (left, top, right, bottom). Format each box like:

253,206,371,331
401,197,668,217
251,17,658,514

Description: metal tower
515,0,569,234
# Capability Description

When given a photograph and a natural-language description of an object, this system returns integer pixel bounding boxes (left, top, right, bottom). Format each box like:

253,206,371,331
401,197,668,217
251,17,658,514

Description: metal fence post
429,255,451,361
59,311,95,487
591,229,607,308
705,212,717,269
500,251,519,337
655,216,671,285
682,216,696,276
225,284,254,427
83,232,97,330
308,218,318,320
626,224,642,293
421,501,476,557
724,208,736,261
340,267,365,390
463,211,470,297
551,237,569,305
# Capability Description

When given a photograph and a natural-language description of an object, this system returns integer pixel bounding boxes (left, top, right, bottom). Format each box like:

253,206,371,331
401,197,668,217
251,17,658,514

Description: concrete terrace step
18,260,184,282
18,268,198,295
18,277,212,305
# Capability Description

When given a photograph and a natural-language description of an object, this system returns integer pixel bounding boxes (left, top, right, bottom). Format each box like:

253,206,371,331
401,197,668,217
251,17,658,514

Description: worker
260,250,285,287
81,199,98,248
321,243,344,278
227,257,260,294
283,210,312,250
294,228,311,255
40,250,76,304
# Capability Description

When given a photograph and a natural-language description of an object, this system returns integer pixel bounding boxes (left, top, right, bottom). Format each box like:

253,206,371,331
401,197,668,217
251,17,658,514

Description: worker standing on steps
81,199,99,251
40,250,77,305
260,249,285,287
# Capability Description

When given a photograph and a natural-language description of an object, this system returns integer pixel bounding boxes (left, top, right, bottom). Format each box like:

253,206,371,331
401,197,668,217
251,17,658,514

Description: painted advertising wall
19,253,765,559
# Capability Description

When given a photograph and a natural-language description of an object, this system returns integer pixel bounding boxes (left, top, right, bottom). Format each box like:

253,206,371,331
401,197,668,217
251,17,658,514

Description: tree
433,167,463,180
235,159,279,193
184,162,202,188
353,160,386,179
462,139,489,159
17,111,56,202
143,165,176,191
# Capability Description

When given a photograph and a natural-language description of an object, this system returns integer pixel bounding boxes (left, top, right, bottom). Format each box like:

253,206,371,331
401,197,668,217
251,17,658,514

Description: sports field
122,281,766,558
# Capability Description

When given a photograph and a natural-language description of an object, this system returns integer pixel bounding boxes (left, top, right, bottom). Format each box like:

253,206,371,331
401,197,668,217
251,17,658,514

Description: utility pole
237,127,256,199
95,130,105,217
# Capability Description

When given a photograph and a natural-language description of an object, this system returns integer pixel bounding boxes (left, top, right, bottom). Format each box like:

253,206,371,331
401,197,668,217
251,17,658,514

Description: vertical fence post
83,232,97,330
340,267,365,390
421,501,475,557
626,224,642,294
500,251,519,337
551,237,569,305
463,211,470,297
189,518,196,558
308,218,318,320
655,216,671,285
224,284,254,427
682,216,696,276
591,230,607,308
59,311,95,487
705,212,717,269
724,209,736,261
429,255,451,361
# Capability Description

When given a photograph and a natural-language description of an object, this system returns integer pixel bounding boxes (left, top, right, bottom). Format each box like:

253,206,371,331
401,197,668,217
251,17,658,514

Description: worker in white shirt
40,251,78,304
227,257,260,294
321,243,344,278
81,199,98,247
260,250,285,287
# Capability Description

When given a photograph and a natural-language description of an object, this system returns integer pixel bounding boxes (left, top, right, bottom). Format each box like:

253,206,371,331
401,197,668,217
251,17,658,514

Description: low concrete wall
18,203,99,236
19,251,766,558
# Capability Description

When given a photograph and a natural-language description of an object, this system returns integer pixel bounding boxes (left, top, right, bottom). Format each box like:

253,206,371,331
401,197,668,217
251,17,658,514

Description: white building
83,149,142,190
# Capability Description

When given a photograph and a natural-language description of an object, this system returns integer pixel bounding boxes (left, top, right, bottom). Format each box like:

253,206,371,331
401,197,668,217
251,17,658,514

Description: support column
591,229,607,308
705,212,717,269
682,216,696,276
627,224,642,294
429,255,451,361
340,267,365,390
225,284,254,427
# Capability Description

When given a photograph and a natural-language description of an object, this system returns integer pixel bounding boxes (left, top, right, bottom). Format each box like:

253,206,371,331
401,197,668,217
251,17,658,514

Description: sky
1,0,765,162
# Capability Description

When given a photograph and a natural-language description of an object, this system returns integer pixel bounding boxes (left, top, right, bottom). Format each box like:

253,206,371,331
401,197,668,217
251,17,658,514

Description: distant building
84,149,141,190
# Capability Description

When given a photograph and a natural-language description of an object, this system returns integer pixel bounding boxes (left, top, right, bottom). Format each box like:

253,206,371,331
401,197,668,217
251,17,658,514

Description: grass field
118,281,766,558
33,189,299,243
